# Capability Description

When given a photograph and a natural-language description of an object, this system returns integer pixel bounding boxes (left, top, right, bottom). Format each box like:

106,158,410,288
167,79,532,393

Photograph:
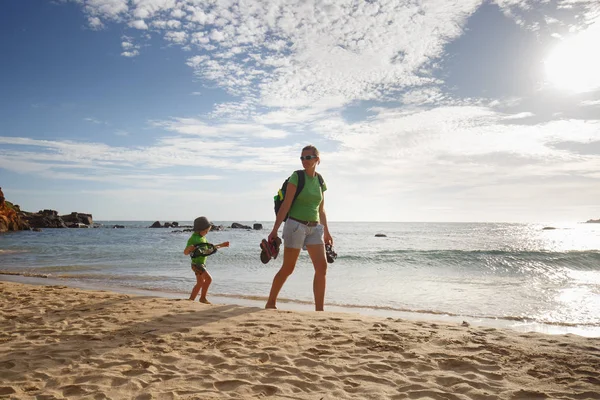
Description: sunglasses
300,155,318,161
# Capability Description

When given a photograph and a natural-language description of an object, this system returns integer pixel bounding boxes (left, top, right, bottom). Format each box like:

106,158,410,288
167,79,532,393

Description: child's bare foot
199,298,211,304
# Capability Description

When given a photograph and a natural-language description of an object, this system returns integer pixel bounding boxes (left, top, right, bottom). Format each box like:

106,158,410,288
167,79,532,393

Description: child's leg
189,265,205,300
199,271,212,303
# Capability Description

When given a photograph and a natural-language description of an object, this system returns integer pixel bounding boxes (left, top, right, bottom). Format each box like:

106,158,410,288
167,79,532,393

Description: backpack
274,170,324,221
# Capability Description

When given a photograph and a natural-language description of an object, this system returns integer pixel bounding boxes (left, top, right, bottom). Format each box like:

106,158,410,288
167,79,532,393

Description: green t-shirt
186,232,208,265
288,171,327,222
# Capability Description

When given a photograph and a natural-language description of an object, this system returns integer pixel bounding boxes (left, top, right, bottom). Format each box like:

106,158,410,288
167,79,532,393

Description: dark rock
375,233,387,237
61,212,93,226
171,221,179,227
163,222,172,228
253,223,263,230
113,225,125,229
40,209,58,217
542,226,556,230
149,221,162,228
211,224,224,231
67,222,89,228
231,222,251,229
21,211,67,229
585,218,600,223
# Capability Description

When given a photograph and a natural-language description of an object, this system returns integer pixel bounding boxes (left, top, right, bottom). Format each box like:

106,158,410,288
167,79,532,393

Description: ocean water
1,221,599,336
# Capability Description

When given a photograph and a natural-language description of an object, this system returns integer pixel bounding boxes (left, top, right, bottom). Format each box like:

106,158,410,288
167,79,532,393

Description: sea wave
341,249,600,269
0,249,27,255
0,270,173,282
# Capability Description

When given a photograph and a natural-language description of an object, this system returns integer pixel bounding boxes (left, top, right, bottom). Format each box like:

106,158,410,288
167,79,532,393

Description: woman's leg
265,247,301,309
199,271,212,303
306,244,328,311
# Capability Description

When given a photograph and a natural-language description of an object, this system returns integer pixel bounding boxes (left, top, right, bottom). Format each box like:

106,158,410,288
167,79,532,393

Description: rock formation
0,187,30,232
231,222,252,229
0,188,93,231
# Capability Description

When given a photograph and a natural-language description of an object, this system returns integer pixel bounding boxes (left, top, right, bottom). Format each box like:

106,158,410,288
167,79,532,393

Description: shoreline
1,280,599,399
2,273,599,338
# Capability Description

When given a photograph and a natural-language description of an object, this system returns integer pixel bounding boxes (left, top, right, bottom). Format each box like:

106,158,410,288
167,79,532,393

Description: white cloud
87,16,104,29
581,100,600,106
78,0,482,111
171,9,185,19
150,118,289,139
84,0,128,21
129,19,149,30
502,112,535,119
165,31,187,44
494,0,600,31
3,106,599,188
121,36,141,57
84,117,103,124
309,106,600,191
402,88,447,106
121,50,140,57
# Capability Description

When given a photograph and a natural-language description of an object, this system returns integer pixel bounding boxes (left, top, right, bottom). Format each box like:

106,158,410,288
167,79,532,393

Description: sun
544,23,600,93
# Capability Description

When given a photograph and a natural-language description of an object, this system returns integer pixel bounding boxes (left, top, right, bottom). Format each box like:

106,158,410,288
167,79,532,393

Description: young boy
183,216,229,304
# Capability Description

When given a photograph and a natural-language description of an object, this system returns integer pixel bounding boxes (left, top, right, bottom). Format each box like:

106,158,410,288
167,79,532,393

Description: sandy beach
1,281,599,399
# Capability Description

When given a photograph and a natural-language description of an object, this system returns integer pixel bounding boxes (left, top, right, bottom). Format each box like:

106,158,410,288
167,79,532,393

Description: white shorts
282,219,324,249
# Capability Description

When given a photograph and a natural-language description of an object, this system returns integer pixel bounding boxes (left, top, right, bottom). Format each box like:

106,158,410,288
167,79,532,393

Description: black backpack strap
316,172,324,188
292,170,305,203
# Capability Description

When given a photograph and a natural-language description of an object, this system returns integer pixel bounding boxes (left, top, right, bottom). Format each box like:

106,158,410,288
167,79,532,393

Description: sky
1,0,599,223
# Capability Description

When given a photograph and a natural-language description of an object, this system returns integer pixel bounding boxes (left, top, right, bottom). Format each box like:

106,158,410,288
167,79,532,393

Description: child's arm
183,245,196,255
215,241,230,249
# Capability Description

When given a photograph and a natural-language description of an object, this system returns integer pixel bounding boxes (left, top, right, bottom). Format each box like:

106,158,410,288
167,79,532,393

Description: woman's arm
319,195,333,245
269,181,297,241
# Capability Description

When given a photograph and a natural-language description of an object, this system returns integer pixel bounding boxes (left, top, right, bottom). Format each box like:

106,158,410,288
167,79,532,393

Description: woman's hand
324,232,333,246
268,228,279,243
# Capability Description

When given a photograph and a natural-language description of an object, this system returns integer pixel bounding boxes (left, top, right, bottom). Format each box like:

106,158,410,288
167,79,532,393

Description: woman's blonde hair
302,145,319,157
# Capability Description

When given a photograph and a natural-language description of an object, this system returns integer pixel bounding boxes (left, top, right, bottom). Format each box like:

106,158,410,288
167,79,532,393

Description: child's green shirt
187,232,208,265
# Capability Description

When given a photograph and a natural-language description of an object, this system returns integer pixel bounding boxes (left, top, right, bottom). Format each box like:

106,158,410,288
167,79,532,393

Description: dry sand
1,281,599,399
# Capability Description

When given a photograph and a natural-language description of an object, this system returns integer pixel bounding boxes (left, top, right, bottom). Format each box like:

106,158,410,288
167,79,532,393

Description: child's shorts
191,264,207,275
282,219,324,249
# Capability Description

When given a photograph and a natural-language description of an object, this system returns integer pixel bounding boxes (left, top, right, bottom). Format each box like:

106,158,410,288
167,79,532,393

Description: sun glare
544,23,600,93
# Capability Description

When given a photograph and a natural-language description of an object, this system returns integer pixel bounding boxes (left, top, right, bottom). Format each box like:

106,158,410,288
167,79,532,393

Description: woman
266,145,333,311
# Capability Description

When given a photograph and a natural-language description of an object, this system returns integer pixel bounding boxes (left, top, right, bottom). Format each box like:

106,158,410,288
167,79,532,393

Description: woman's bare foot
265,302,277,309
199,298,211,304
